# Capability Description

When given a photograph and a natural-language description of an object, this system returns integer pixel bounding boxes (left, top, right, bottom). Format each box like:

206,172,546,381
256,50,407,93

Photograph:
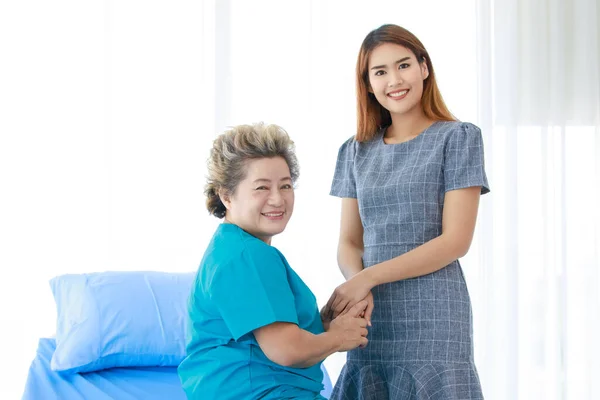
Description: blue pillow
50,271,195,373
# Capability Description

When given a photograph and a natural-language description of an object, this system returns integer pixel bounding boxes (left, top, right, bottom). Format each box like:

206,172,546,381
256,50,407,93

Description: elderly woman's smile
221,156,295,245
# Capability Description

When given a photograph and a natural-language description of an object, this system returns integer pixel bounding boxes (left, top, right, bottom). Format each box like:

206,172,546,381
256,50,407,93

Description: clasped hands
320,271,375,348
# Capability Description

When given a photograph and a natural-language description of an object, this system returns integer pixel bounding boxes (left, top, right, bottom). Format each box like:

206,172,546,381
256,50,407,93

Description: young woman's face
367,43,429,117
221,156,294,244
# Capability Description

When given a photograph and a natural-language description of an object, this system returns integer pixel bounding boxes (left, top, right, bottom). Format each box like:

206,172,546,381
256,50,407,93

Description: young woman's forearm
337,241,364,280
362,233,466,286
358,188,480,287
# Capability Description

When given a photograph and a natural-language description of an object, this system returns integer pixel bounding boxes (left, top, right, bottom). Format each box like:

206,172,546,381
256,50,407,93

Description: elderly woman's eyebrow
253,177,292,183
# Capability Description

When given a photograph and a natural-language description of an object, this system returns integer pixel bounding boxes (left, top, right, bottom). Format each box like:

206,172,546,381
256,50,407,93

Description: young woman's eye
374,70,385,76
399,63,410,69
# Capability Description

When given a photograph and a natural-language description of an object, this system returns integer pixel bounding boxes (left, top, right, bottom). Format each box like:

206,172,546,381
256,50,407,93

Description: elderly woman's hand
325,271,376,326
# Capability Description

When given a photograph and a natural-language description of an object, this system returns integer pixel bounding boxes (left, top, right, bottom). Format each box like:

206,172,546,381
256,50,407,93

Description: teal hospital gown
330,121,490,400
178,223,326,400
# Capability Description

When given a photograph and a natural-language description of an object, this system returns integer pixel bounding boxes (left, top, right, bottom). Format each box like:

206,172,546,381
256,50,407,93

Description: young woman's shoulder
433,121,483,147
335,135,359,161
338,134,358,148
436,120,482,135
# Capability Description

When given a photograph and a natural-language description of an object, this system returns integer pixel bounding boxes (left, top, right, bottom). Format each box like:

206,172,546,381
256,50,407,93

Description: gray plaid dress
329,121,490,400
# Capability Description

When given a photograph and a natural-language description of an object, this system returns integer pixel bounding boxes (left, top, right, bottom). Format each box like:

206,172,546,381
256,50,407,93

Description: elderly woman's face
222,156,294,244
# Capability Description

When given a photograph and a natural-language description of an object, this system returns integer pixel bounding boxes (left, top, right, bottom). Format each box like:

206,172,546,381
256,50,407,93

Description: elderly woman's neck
223,219,273,245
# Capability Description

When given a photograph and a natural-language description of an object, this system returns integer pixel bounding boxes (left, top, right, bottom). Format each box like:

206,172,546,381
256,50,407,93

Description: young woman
178,122,369,400
325,25,490,399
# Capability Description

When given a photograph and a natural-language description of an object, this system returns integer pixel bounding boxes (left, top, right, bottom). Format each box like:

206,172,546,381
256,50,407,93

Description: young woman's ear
421,57,430,80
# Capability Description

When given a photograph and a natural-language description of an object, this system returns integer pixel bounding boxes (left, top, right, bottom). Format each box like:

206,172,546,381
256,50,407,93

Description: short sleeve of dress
209,243,298,340
330,137,358,198
444,122,491,194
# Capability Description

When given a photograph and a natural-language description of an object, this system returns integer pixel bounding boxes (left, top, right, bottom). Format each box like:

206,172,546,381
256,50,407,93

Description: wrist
343,267,363,280
321,331,342,353
357,267,378,289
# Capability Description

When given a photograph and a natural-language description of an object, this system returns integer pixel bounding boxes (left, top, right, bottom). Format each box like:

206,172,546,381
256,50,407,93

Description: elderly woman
178,123,369,400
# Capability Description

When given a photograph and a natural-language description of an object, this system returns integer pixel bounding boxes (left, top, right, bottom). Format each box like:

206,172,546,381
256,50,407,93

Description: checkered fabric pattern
329,121,490,400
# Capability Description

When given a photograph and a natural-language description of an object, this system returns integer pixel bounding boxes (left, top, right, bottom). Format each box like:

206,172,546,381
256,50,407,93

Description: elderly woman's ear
218,189,231,210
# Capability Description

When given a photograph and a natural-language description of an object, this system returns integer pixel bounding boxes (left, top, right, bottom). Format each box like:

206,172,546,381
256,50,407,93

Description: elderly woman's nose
268,189,284,206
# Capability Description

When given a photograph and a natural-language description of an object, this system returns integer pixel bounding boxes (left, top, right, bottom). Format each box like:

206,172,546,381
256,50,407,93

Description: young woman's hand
326,271,376,324
356,291,374,326
320,305,332,331
328,300,369,351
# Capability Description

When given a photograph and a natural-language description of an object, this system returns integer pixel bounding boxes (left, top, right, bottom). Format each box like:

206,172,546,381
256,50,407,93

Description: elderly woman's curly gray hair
205,122,300,219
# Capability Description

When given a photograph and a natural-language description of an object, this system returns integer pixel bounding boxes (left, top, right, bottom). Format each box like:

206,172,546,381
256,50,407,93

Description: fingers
364,301,374,327
331,300,348,319
319,305,328,317
324,294,336,315
337,307,349,318
320,305,333,325
329,297,341,316
331,297,347,315
331,301,350,320
348,300,368,317
339,303,351,318
360,328,368,336
359,337,369,348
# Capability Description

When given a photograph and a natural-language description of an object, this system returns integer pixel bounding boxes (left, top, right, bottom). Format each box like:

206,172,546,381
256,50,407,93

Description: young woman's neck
386,107,434,143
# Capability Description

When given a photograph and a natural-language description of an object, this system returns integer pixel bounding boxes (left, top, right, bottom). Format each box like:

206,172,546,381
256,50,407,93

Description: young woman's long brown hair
355,24,455,142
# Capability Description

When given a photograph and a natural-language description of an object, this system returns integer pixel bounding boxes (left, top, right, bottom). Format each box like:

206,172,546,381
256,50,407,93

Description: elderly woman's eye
255,186,268,191
281,184,293,190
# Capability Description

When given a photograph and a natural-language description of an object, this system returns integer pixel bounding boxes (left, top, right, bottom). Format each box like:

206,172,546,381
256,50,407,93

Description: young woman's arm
367,186,480,283
253,301,369,368
327,186,481,316
329,197,374,324
337,198,365,279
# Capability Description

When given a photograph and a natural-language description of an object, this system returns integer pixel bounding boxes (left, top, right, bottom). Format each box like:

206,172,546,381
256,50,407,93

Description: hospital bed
21,271,333,399
23,338,333,399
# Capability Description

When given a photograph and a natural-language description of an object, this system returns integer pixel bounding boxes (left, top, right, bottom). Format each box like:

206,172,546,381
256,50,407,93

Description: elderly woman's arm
253,300,369,368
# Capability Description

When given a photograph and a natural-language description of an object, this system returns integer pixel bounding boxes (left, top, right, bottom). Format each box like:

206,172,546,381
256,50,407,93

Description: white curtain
1,1,598,399
471,0,600,398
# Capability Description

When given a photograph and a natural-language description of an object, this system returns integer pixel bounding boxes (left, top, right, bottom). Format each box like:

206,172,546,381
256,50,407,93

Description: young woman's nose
388,70,404,88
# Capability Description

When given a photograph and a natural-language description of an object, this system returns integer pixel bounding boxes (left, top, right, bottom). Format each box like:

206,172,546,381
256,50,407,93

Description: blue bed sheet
22,338,186,400
23,338,334,399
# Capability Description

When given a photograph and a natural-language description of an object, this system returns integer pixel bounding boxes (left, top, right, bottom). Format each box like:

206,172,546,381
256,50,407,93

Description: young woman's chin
383,100,420,117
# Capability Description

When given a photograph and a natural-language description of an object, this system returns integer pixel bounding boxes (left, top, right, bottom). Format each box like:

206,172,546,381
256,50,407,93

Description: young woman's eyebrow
370,56,412,70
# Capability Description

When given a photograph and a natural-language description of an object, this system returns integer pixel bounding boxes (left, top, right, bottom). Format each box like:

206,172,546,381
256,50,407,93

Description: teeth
389,90,408,97
263,212,283,217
